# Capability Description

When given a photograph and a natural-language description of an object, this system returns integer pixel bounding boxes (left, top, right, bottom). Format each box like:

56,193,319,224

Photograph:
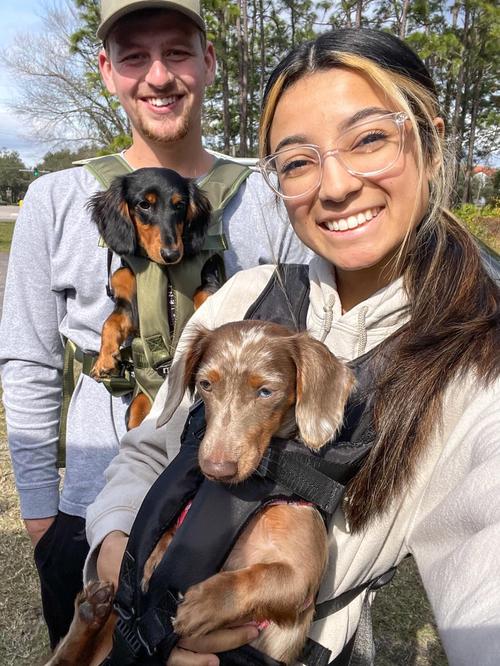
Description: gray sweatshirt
0,166,311,519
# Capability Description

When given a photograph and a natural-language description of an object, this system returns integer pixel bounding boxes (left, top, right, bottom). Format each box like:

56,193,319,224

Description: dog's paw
91,355,119,380
76,581,115,632
173,581,227,637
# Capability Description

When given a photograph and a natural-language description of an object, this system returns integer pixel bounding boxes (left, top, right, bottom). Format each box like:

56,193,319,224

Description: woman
86,28,500,665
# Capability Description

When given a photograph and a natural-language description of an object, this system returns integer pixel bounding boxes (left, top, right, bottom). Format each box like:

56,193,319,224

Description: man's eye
119,52,148,65
166,49,190,60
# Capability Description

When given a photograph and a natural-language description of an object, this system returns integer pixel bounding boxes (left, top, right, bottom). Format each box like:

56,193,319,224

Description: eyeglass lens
266,115,404,198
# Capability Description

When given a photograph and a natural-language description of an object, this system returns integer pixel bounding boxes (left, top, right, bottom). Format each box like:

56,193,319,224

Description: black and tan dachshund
87,167,219,428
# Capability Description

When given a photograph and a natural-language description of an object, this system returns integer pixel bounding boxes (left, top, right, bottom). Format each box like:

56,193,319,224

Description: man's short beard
140,115,191,145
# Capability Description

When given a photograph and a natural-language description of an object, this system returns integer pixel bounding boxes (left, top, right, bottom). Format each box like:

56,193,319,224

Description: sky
0,0,52,166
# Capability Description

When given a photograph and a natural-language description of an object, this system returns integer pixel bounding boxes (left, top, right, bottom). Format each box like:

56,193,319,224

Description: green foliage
35,146,99,173
4,1,498,182
0,151,30,203
454,204,500,253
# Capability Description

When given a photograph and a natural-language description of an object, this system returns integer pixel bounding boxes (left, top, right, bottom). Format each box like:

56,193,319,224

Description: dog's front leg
173,561,310,638
91,267,137,379
45,581,116,666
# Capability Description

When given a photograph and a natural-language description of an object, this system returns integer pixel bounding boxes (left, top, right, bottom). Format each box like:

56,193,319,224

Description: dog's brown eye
198,380,212,392
138,200,151,210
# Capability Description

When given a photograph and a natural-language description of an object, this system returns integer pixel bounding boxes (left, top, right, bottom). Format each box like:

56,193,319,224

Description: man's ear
204,42,216,87
99,49,116,95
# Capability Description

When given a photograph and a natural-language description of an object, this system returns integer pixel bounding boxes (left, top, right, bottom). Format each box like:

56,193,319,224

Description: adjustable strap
302,567,398,666
82,153,133,189
257,450,345,515
58,337,137,466
314,568,397,622
58,339,79,467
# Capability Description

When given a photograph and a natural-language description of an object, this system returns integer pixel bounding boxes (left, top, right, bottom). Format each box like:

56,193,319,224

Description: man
0,0,310,648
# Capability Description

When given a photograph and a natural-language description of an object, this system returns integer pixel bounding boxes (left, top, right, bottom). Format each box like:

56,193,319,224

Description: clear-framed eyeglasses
259,111,409,200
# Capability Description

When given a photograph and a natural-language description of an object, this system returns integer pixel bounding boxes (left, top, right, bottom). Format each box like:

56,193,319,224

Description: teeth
149,96,177,107
324,207,380,232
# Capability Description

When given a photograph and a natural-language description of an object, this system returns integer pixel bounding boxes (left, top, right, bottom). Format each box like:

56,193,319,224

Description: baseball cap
97,0,206,41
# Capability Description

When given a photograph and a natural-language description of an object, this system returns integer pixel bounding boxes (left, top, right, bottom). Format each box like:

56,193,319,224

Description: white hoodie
86,257,500,665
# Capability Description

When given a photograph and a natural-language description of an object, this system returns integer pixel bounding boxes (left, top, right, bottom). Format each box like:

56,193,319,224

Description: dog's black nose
160,248,181,264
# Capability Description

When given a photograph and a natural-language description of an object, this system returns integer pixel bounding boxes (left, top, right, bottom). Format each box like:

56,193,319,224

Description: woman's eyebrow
338,106,393,131
273,107,393,153
274,134,308,153
274,106,393,153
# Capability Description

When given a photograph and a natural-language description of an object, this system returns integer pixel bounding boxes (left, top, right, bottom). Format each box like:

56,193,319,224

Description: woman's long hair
260,29,500,531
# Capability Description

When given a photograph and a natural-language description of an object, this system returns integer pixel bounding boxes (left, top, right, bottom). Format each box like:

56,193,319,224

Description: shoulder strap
82,153,133,189
199,158,251,211
244,263,310,331
198,158,252,251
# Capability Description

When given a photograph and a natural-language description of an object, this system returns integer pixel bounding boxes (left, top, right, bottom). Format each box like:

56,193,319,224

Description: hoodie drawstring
356,306,369,356
320,294,335,342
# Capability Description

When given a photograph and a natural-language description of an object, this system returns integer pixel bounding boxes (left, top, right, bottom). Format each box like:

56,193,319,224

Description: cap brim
97,1,205,41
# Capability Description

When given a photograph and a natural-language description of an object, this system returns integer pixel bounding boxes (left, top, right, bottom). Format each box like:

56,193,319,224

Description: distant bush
454,203,500,254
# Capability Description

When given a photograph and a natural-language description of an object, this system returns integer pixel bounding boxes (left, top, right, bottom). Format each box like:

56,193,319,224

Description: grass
0,222,15,253
0,387,50,665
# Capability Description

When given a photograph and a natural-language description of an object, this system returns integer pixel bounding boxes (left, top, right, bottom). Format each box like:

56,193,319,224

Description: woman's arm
409,381,500,665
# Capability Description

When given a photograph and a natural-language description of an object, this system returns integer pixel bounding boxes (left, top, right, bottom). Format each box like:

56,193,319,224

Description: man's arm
222,171,312,277
0,181,66,535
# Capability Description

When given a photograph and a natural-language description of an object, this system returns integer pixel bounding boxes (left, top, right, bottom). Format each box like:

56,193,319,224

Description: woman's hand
96,530,128,589
167,624,260,665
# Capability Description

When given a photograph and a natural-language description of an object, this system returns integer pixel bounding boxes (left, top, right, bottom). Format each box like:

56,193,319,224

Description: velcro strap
102,616,145,665
257,451,345,515
136,590,179,655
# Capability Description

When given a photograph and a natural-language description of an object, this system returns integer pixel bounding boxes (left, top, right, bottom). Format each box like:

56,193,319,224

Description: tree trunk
399,0,410,38
237,0,249,156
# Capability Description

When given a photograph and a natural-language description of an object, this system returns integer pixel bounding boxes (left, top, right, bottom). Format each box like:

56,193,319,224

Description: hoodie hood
307,255,410,361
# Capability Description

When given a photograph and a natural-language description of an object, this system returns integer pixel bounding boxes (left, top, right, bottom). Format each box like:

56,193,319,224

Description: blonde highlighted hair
260,29,500,530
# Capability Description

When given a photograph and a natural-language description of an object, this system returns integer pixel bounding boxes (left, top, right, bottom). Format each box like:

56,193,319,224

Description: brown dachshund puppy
87,167,217,429
47,321,354,666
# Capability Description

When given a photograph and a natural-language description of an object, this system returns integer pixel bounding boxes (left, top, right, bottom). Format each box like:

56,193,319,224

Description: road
0,205,19,222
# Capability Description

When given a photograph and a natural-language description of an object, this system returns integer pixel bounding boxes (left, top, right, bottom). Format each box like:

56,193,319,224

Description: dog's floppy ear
156,325,211,427
87,176,136,256
182,182,212,256
293,333,355,449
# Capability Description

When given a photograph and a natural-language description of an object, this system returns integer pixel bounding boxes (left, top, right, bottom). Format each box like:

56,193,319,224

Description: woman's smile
318,206,383,233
